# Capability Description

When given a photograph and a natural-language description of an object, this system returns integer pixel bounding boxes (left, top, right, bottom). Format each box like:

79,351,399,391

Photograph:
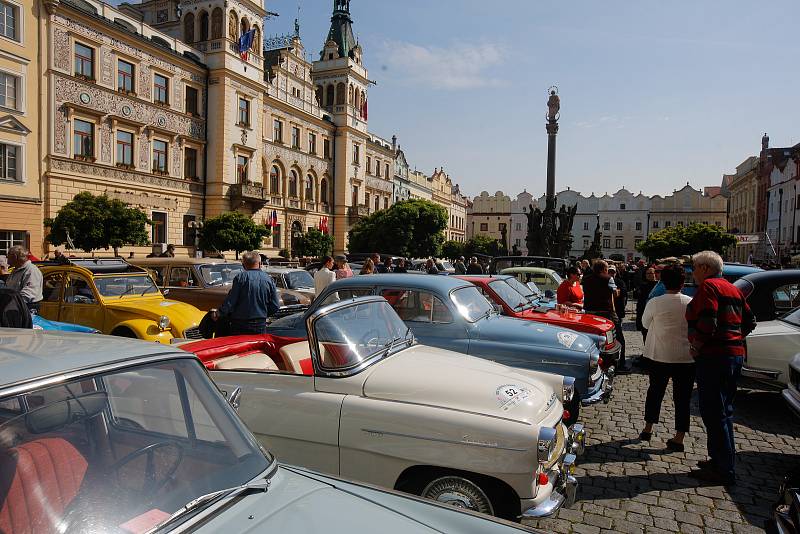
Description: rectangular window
151,211,167,244
385,163,389,179
152,139,168,173
0,2,19,41
115,130,133,166
74,42,94,79
515,223,522,231
653,221,659,229
237,155,249,183
117,60,134,93
376,160,382,177
0,72,17,110
73,119,94,159
352,143,360,164
615,238,624,248
324,138,331,159
635,221,642,231
603,222,610,231
291,126,300,148
272,224,281,248
665,221,671,228
366,156,371,174
183,214,196,247
384,197,388,209
583,239,589,248
584,222,589,230
154,73,169,105
480,223,488,232
308,133,317,154
238,98,250,126
374,195,379,212
0,229,26,255
273,120,283,143
602,238,611,248
185,86,198,115
0,142,18,182
364,192,370,207
616,222,623,231
184,147,198,180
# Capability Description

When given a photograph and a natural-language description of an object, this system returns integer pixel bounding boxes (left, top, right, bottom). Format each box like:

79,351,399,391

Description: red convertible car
456,275,620,373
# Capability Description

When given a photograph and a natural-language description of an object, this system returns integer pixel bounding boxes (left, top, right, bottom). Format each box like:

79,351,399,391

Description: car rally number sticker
496,384,530,412
557,331,579,349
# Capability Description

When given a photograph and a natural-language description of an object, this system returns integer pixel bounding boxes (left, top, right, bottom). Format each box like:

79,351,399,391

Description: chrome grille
183,327,203,340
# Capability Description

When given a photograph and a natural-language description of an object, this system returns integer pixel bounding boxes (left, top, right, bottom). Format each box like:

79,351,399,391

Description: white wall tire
421,476,495,516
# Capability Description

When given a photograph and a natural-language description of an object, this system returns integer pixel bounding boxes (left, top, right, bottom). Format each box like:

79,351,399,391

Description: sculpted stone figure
547,90,560,121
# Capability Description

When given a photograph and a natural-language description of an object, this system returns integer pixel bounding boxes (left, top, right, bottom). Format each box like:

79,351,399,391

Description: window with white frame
238,97,250,126
0,142,19,182
0,1,18,41
0,230,25,255
308,133,317,154
0,72,18,110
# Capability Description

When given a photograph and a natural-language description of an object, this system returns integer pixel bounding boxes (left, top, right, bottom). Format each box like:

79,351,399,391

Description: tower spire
324,0,356,60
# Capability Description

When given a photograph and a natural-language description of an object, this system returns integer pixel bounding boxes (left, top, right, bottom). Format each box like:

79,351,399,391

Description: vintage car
0,330,532,533
266,275,611,421
131,257,310,316
264,266,316,300
38,258,205,343
680,262,763,297
456,275,620,372
182,296,584,520
490,257,570,277
32,313,100,333
500,267,564,296
770,469,800,534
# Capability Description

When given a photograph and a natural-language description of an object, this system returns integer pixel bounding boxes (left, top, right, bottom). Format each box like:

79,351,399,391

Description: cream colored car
182,296,585,521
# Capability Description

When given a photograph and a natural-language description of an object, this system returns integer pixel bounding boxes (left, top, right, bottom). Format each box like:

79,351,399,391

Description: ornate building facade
0,0,45,256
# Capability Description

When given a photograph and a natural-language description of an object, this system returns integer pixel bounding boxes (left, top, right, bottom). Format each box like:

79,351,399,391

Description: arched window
374,195,380,212
325,85,334,107
320,178,329,204
336,82,346,105
251,25,261,51
348,84,354,104
315,86,323,105
270,165,280,194
183,13,195,43
305,174,314,200
289,170,299,197
199,11,209,41
211,8,223,39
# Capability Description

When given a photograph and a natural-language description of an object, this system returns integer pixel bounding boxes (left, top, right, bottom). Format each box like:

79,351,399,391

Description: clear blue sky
166,1,800,197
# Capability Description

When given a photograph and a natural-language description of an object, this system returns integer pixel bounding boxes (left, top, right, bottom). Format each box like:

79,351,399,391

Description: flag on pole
361,98,368,121
238,29,255,61
269,210,279,228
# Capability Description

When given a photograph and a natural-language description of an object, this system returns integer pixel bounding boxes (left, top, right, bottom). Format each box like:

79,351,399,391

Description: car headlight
537,427,557,464
158,315,170,330
562,376,576,403
590,352,599,371
605,329,615,345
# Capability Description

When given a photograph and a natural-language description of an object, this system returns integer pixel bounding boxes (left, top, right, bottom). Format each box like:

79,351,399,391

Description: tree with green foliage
636,223,737,260
441,240,465,260
296,228,334,258
199,212,270,258
45,192,150,256
347,199,448,258
464,235,502,258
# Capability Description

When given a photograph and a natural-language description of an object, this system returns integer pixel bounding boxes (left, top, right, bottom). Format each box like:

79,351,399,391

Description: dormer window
620,203,626,210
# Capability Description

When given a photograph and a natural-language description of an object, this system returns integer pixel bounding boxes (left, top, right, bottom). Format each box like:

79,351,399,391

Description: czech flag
269,210,279,228
318,217,329,234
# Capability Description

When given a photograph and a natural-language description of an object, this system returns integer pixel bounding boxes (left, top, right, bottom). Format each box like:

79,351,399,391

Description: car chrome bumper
742,365,782,382
782,388,800,418
581,371,613,406
521,454,578,518
567,423,586,456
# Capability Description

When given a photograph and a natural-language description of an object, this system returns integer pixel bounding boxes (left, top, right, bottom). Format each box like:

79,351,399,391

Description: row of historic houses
0,0,464,258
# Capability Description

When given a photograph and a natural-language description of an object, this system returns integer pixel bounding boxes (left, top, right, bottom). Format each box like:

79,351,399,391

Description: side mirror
492,303,503,315
162,288,170,296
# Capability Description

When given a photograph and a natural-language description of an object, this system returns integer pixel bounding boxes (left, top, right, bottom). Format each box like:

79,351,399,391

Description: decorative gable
0,115,31,135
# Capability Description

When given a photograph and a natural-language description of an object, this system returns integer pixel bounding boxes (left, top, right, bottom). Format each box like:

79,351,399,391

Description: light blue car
32,314,100,334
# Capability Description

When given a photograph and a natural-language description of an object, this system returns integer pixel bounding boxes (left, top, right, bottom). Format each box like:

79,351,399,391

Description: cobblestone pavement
524,315,800,534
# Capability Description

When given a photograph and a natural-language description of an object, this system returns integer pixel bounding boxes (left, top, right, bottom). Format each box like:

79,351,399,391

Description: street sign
735,234,763,245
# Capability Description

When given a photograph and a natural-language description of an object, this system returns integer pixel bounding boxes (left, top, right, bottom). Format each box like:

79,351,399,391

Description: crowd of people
556,251,755,486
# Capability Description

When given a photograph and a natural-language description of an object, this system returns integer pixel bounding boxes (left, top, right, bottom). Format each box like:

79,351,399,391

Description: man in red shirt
686,251,755,486
557,266,584,309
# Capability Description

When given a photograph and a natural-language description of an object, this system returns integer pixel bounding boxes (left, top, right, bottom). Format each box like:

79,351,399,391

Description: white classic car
181,296,585,521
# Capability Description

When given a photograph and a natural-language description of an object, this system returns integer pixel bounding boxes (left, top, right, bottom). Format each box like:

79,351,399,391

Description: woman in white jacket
638,264,694,452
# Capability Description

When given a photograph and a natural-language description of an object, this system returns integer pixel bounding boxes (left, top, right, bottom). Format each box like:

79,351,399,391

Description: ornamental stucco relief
100,121,113,163
54,107,68,155
53,28,70,71
50,158,202,194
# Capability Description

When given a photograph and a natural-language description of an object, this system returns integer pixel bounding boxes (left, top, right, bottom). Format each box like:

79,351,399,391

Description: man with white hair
5,246,43,310
215,251,280,335
686,250,755,486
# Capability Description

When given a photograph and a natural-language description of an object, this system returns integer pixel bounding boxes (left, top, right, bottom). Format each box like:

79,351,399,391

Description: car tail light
537,472,549,486
563,410,571,421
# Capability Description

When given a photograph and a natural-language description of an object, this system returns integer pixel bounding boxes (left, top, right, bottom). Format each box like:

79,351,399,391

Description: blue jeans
695,355,743,479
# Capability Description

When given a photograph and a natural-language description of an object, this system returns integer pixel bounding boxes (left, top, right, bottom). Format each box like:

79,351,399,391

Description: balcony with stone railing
229,182,268,208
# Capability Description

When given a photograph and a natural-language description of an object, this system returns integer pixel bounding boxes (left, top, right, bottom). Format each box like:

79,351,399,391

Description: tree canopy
199,212,270,256
296,228,334,258
347,199,448,258
45,192,150,256
440,240,465,260
464,235,503,258
635,223,737,260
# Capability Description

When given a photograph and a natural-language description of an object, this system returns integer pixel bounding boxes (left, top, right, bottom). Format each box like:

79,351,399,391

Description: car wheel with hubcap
421,476,494,516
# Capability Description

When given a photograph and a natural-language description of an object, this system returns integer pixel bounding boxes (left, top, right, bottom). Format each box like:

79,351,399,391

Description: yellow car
38,258,206,344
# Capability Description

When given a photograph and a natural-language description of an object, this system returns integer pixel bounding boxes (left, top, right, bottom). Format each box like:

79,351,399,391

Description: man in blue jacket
215,251,280,335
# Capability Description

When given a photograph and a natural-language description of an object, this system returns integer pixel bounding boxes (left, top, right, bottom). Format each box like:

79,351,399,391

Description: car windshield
489,280,529,310
94,275,160,297
313,300,411,371
0,359,271,533
440,261,453,271
285,270,314,289
450,286,495,322
199,263,244,286
780,306,800,328
506,276,540,299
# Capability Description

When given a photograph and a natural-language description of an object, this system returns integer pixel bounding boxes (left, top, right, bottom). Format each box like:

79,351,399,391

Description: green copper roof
323,0,356,60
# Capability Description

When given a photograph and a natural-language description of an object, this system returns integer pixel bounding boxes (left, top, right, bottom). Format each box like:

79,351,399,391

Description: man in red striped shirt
685,251,755,486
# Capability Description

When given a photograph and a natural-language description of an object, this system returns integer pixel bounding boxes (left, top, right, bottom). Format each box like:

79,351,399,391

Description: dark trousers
644,360,696,432
588,310,626,366
229,318,267,336
695,355,743,479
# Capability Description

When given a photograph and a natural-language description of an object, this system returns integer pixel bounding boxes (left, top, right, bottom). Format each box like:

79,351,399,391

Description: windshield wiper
118,285,137,299
145,478,271,534
380,328,414,356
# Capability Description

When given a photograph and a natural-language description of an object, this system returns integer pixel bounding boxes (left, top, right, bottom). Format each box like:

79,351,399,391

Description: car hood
198,466,528,533
476,314,595,354
279,288,312,306
751,320,799,336
102,298,203,326
361,345,559,424
518,308,613,334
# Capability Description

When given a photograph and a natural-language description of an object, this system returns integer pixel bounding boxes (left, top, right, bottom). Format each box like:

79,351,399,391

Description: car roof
131,257,238,266
0,329,186,392
737,269,800,284
455,274,514,282
331,273,473,291
499,266,556,274
39,258,148,275
265,267,306,273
